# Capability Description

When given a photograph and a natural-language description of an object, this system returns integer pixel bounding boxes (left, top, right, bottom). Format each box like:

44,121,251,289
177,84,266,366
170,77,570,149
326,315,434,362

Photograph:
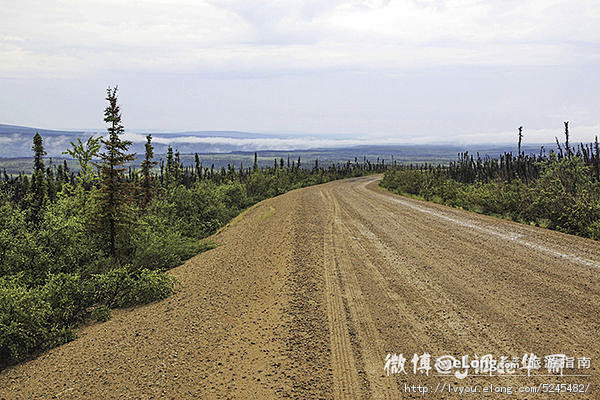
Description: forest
381,124,600,240
0,88,387,368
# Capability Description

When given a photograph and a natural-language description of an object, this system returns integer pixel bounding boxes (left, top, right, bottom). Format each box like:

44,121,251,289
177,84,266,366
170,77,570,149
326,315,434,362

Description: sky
1,0,599,145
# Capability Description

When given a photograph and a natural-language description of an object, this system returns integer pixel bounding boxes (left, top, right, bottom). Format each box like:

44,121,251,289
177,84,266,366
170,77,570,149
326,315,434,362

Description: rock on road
1,175,599,399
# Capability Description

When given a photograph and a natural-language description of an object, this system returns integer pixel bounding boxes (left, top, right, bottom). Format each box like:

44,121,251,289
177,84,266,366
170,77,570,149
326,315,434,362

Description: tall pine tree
96,86,135,257
28,133,47,223
140,134,157,207
165,146,174,184
32,132,46,174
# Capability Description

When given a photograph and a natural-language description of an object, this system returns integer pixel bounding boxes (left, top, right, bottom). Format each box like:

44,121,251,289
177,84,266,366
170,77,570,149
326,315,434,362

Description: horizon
0,122,596,152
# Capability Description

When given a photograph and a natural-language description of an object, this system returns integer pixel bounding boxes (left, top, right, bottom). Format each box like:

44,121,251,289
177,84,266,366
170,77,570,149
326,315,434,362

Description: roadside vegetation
0,87,387,368
381,123,600,239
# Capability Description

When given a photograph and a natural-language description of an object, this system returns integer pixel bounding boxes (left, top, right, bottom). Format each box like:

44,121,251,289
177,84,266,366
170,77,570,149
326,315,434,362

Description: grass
260,206,276,219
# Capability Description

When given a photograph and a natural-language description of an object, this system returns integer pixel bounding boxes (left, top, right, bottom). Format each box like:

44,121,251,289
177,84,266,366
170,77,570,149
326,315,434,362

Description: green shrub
90,266,177,308
37,186,104,276
218,182,249,211
0,278,53,366
381,159,600,239
90,266,139,308
39,273,89,326
531,158,600,236
92,305,111,322
132,211,212,271
128,269,177,305
149,182,232,239
0,203,47,284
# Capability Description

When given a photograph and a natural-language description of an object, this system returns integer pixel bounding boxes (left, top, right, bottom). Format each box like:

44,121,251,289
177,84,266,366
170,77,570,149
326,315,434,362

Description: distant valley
0,123,556,174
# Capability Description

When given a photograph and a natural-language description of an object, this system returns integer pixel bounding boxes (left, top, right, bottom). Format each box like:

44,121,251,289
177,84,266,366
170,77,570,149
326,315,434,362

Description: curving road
1,175,599,399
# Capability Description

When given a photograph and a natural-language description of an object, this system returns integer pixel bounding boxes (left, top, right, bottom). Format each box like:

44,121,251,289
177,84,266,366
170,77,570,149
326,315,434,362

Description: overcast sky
1,0,599,144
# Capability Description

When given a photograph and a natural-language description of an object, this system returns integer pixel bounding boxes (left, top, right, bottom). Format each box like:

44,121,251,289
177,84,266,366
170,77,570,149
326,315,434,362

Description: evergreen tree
28,133,47,223
96,86,136,257
564,121,571,157
194,153,202,180
63,160,70,182
165,146,174,184
518,126,523,155
140,134,157,207
555,136,564,159
174,150,181,183
32,132,46,174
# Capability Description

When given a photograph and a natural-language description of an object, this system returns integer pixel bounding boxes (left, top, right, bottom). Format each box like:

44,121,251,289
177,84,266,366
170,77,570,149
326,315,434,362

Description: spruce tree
96,86,135,257
518,126,523,155
165,146,174,184
564,121,571,157
174,150,181,183
32,132,46,174
63,160,70,182
194,153,202,180
140,134,157,207
28,133,47,223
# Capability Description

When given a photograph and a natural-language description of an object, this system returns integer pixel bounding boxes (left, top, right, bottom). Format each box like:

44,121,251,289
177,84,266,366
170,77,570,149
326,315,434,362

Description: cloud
120,123,600,151
0,134,21,145
1,0,599,78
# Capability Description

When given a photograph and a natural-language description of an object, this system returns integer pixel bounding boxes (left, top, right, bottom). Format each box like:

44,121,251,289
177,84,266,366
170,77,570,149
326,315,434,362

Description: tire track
332,191,536,391
343,181,600,348
319,190,365,399
326,189,401,400
365,181,600,269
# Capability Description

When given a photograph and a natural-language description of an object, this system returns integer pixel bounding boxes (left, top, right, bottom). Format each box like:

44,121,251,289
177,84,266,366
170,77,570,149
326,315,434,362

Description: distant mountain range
0,124,292,157
0,123,556,161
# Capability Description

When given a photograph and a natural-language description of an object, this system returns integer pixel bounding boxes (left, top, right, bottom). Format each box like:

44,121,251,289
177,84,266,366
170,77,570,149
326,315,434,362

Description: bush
381,159,600,239
381,169,425,195
90,266,177,308
0,203,47,284
132,210,212,271
0,265,177,367
149,182,232,239
128,269,177,305
92,305,111,322
217,182,249,211
39,273,89,326
531,158,600,235
37,186,103,277
90,266,135,308
0,278,53,366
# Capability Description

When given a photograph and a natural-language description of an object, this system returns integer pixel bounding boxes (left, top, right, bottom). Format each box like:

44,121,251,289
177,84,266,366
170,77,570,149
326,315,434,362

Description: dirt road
1,175,599,399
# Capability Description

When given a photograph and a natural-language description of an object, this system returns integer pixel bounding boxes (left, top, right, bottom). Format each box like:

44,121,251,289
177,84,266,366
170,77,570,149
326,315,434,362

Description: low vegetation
0,87,387,368
381,123,600,239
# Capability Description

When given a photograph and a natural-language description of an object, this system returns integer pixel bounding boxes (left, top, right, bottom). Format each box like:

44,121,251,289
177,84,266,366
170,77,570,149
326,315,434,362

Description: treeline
0,87,387,368
381,123,600,239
